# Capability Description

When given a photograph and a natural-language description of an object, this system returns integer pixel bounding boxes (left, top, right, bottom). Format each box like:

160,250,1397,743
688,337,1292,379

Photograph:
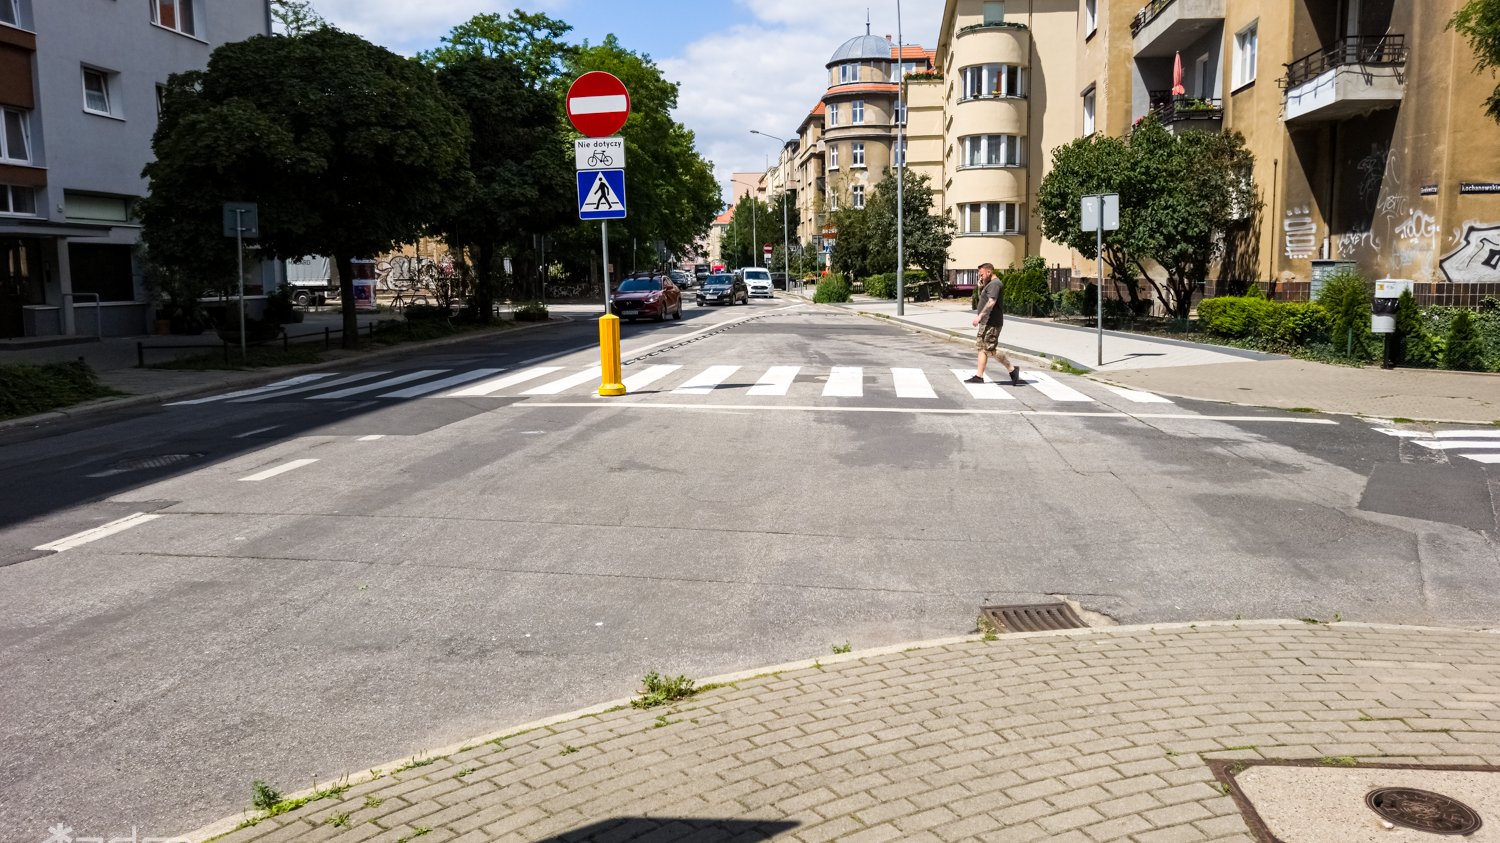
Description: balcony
1282,35,1407,124
1145,90,1223,133
1131,0,1225,58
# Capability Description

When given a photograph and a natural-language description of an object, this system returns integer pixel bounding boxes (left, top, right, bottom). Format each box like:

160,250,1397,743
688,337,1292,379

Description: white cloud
310,1,575,55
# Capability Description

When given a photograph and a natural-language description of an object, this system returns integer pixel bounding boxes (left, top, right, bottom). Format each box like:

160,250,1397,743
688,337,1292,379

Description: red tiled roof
713,209,734,225
809,101,825,116
890,46,933,60
824,83,899,97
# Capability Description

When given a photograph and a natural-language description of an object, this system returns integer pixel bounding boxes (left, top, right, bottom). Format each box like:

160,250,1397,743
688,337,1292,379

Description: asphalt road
0,296,1496,840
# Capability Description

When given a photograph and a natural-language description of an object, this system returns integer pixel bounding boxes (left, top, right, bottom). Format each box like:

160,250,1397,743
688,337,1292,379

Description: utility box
1372,278,1413,333
1310,260,1357,299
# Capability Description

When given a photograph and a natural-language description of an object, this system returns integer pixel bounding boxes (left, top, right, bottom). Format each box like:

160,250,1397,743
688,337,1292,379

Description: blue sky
313,1,946,204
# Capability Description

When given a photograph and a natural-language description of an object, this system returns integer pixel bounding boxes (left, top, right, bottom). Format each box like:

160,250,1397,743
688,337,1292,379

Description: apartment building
0,0,274,339
1080,0,1500,301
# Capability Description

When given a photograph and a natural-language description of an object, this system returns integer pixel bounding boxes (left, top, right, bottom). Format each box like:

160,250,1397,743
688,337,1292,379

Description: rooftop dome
829,34,893,65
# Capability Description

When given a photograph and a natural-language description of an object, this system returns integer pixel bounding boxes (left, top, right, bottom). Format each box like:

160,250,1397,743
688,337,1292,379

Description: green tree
1394,289,1441,367
1451,0,1500,123
139,29,469,347
1036,133,1149,314
269,0,327,35
828,205,872,280
721,195,780,269
1443,309,1486,370
420,10,576,85
1316,271,1372,358
863,169,955,289
1003,257,1051,316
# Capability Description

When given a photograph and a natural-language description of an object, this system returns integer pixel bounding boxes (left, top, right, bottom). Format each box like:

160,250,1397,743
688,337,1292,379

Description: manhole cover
1366,787,1483,835
980,603,1086,633
107,454,202,471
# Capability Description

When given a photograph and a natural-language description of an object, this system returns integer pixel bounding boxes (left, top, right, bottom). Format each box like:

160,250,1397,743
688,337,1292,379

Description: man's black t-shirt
978,278,1005,328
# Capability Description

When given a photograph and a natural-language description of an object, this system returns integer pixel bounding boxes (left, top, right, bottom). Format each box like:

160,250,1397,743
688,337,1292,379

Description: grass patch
653,714,674,729
832,642,852,654
455,767,477,778
631,672,697,709
397,828,431,843
1390,417,1415,424
1319,756,1359,767
977,614,1000,642
325,813,351,828
391,755,444,775
151,344,326,370
0,360,122,421
1050,359,1089,375
363,796,383,810
229,779,351,833
559,745,579,755
1286,407,1320,414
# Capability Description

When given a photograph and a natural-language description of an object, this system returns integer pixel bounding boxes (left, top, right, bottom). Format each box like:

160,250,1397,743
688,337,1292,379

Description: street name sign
1080,194,1120,232
566,72,631,138
222,202,259,238
575,137,625,171
578,169,627,220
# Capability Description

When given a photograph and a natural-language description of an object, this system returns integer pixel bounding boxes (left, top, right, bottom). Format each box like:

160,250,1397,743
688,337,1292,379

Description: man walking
966,262,1023,386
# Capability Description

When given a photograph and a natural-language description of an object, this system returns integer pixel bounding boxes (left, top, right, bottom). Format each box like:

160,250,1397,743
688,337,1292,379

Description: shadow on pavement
535,818,799,842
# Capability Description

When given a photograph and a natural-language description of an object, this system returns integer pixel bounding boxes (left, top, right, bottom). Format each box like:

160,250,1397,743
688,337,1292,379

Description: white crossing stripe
1372,428,1433,438
951,369,1016,400
1435,430,1500,439
1464,454,1500,464
524,366,603,395
309,370,448,400
380,368,504,398
622,364,682,392
232,371,390,402
1023,371,1094,402
446,366,562,397
748,366,799,396
34,512,162,552
823,366,864,397
673,365,740,394
239,458,318,482
1103,386,1173,404
167,374,338,405
1414,440,1500,451
891,368,936,399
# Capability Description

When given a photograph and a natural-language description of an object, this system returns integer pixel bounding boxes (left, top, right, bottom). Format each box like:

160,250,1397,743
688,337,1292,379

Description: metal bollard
324,327,330,350
136,341,144,369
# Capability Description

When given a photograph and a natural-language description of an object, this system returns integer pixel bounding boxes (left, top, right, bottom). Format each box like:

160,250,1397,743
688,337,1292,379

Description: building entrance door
1,238,43,339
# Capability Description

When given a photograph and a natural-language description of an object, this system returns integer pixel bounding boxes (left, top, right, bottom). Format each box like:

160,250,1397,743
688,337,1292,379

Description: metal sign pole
602,220,611,315
1096,200,1104,367
236,209,247,361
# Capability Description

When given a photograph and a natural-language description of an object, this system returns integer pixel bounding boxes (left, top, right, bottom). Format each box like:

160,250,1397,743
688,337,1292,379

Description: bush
1394,290,1439,368
813,277,852,303
1443,309,1486,371
1053,287,1088,316
401,303,449,322
513,300,549,322
1316,270,1372,357
1197,296,1330,349
0,360,117,420
863,273,894,299
1002,257,1051,317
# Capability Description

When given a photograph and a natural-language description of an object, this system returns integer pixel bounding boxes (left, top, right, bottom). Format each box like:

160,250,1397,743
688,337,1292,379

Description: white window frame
839,63,858,84
894,97,907,125
962,64,1025,99
0,0,18,28
1082,86,1096,136
829,144,839,169
828,190,839,211
1234,21,1259,89
852,184,865,209
960,202,1022,235
961,134,1022,168
851,142,865,167
82,68,113,116
851,99,865,124
1085,0,1097,36
0,183,37,216
827,103,839,127
150,0,199,38
0,106,30,163
983,2,1005,24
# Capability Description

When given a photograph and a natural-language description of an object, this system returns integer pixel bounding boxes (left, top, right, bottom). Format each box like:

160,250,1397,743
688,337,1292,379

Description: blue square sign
577,169,627,220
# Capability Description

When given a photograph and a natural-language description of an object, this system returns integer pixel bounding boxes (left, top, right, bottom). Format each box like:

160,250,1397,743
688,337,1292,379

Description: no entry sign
566,72,631,138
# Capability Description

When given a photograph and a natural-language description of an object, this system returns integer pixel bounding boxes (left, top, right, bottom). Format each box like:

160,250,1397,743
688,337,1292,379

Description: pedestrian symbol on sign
577,169,627,220
588,173,620,210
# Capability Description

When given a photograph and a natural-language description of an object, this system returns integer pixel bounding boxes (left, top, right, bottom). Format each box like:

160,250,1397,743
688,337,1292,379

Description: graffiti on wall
1440,223,1500,283
1356,143,1397,208
1283,206,1316,260
375,255,455,292
1339,225,1380,256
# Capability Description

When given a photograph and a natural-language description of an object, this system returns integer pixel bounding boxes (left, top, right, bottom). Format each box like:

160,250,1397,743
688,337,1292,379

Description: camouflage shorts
976,325,1001,353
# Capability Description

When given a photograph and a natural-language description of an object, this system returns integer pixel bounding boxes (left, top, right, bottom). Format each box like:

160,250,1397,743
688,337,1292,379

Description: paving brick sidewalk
190,621,1500,843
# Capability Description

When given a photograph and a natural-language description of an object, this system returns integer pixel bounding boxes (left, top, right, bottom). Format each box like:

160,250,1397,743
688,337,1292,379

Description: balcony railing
1130,0,1178,36
1283,34,1407,89
1147,90,1224,124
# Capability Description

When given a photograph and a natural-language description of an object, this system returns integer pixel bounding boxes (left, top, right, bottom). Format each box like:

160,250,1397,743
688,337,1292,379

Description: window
828,191,839,211
894,98,907,125
829,144,839,169
962,135,1022,167
962,64,1025,99
1082,86,1096,135
1084,0,1097,36
0,0,17,27
839,63,858,83
0,184,36,215
851,99,865,124
0,107,29,163
983,2,1005,24
827,103,839,127
960,202,1021,235
852,142,865,167
852,185,865,209
156,84,168,117
83,68,112,115
151,0,198,37
1234,22,1258,88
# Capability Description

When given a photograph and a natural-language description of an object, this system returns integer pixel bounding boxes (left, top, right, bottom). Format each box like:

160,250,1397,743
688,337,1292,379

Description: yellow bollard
598,313,626,396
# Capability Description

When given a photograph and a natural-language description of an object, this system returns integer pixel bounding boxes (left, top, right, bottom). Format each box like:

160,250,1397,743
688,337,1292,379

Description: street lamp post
895,0,907,316
750,129,793,293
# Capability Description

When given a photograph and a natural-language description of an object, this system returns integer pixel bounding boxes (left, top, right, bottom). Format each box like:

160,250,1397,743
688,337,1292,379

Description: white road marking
525,401,1341,423
1024,371,1094,402
166,374,337,405
951,369,1016,400
35,512,163,552
1103,386,1173,404
891,368,936,399
1434,430,1500,439
823,367,864,397
673,365,741,394
358,435,384,441
748,366,799,396
233,425,283,439
446,366,562,397
310,370,448,400
1464,454,1500,464
1413,441,1500,451
1372,428,1433,438
379,368,504,398
238,458,319,482
621,364,682,392
231,371,390,402
524,366,603,395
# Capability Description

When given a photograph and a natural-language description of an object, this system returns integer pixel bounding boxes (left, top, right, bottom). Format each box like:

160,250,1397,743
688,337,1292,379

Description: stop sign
566,72,631,138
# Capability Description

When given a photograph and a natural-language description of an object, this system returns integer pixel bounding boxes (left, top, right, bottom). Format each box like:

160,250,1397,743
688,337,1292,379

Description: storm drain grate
1366,787,1483,835
108,454,202,471
980,602,1087,633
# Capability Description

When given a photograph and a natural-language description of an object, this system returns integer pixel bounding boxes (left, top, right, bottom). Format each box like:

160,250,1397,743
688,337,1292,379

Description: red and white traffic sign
566,72,631,138
763,243,773,256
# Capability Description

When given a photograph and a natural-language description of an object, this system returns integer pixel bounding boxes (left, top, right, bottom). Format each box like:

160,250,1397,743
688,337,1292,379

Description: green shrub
813,277,852,303
1003,256,1051,316
0,360,118,420
1053,287,1087,316
513,300,549,322
1316,270,1372,357
401,303,449,322
1443,309,1486,371
1394,290,1439,368
1197,296,1329,349
862,273,894,298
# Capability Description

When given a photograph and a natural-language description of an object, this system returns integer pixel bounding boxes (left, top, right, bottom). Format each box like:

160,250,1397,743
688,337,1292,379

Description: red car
611,274,683,322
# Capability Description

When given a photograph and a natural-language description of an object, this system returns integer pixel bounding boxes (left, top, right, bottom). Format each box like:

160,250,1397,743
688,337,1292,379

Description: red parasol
1172,51,1186,96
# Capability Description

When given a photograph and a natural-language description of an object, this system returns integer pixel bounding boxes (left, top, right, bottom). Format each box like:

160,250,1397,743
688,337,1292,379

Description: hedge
1197,296,1331,349
813,277,852,303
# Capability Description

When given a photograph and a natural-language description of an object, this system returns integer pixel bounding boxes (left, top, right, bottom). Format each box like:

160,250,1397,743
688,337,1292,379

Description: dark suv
696,273,748,306
611,273,683,322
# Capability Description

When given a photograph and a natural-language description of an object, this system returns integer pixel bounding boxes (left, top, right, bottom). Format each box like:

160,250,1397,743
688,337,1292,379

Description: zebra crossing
1372,426,1500,465
167,364,1179,408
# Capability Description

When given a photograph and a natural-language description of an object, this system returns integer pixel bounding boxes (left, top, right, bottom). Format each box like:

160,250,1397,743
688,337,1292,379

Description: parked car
611,273,682,322
694,265,710,285
696,273,748,306
669,269,692,289
769,271,791,290
741,267,774,298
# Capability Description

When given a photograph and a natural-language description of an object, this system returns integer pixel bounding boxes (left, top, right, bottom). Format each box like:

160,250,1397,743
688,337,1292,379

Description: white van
741,267,774,298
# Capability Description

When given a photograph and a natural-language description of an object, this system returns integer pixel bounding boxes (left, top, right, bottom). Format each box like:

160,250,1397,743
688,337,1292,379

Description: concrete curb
0,316,572,434
178,617,1499,842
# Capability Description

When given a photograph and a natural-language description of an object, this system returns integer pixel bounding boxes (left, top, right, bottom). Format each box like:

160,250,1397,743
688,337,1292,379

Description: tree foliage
1443,308,1486,370
420,9,576,85
1451,0,1500,123
269,0,327,36
863,169,955,286
720,195,782,270
139,29,469,346
1037,116,1259,319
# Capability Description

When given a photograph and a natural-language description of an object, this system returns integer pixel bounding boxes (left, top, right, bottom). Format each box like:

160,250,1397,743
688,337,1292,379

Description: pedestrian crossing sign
577,169,627,220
